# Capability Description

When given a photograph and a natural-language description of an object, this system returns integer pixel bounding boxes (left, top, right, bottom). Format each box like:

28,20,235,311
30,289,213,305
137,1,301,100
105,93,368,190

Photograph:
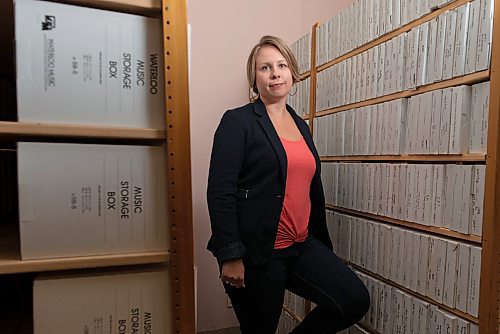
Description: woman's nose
271,67,280,78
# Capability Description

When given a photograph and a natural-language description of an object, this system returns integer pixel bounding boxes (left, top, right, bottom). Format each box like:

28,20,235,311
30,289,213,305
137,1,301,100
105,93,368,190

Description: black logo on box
42,15,56,31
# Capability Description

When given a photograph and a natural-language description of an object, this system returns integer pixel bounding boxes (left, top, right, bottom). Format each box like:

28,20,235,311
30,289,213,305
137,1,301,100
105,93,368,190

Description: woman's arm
207,110,247,265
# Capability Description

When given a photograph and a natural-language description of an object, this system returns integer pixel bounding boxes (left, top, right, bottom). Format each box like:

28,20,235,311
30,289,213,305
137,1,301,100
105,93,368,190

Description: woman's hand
221,259,245,288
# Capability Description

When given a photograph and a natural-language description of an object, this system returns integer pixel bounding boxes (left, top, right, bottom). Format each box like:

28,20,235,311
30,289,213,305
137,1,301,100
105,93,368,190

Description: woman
207,35,369,334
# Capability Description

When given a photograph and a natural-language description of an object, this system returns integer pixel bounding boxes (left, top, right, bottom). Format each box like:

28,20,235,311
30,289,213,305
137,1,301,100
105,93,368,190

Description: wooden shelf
315,70,490,117
299,71,311,81
317,0,474,73
0,227,170,274
0,121,166,141
349,263,480,325
326,204,482,244
321,154,487,163
0,250,170,275
53,0,161,16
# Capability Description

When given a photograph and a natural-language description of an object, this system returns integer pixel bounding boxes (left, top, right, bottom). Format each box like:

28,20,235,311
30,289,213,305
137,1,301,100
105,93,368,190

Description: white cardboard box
448,85,472,154
415,165,425,224
371,46,379,99
452,3,471,77
471,165,486,236
428,237,448,303
416,22,429,87
433,12,448,82
405,96,417,153
398,164,408,220
442,9,458,80
465,0,481,74
442,240,458,308
420,91,433,154
441,310,458,334
422,164,434,225
431,164,445,228
429,304,444,333
443,164,457,230
467,246,482,317
430,90,443,154
469,81,490,154
439,87,454,154
405,27,419,90
402,230,414,288
395,34,406,93
456,317,470,334
414,298,430,334
14,0,165,128
456,165,473,234
476,0,494,71
426,17,439,85
401,292,412,334
384,40,394,96
456,243,471,313
34,269,170,334
18,142,168,259
383,225,393,279
410,231,421,292
377,43,386,97
417,234,430,295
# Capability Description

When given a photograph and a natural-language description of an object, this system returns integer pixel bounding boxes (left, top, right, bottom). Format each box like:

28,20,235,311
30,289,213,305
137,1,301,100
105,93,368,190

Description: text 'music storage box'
14,0,165,128
18,142,168,260
34,268,170,334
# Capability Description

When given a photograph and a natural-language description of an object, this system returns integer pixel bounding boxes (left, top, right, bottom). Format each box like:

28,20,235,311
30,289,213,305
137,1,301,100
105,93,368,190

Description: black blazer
207,98,333,266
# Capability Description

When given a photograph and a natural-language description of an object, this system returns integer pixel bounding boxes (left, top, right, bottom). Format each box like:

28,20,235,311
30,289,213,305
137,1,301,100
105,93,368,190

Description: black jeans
223,235,370,334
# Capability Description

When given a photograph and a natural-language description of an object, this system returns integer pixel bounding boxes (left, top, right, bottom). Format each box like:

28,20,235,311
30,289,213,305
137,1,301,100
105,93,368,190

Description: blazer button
276,194,283,198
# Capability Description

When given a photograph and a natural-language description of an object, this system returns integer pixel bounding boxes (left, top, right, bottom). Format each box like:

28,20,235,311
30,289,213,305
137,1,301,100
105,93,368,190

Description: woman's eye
261,65,269,71
279,63,288,68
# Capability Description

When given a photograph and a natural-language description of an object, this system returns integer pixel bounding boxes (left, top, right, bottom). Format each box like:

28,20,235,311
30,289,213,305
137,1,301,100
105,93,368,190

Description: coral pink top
274,136,316,249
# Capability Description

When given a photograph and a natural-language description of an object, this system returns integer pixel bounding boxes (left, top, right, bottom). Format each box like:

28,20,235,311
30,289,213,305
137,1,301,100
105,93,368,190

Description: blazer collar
254,99,288,183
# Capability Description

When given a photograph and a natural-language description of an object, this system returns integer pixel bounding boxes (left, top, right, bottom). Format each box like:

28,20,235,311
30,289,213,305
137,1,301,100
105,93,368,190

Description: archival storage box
33,268,170,334
14,0,165,128
17,142,168,259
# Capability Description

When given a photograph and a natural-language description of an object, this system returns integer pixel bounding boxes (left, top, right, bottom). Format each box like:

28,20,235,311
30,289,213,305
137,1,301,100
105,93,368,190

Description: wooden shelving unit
0,0,195,333
288,0,499,333
321,154,486,162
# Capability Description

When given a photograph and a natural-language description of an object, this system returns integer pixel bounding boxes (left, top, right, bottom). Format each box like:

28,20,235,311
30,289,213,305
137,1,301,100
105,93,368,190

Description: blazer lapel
253,99,288,183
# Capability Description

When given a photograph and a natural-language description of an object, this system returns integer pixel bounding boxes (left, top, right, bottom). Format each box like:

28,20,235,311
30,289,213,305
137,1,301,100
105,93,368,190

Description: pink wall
187,1,354,331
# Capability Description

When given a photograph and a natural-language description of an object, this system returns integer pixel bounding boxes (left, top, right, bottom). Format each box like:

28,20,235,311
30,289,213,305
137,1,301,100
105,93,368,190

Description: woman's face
254,45,293,104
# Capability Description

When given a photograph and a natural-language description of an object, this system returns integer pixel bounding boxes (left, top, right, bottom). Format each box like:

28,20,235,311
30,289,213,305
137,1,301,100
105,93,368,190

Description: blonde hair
246,35,300,101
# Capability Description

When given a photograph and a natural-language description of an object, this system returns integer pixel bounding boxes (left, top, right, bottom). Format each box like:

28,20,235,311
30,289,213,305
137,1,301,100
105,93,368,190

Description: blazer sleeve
206,110,247,264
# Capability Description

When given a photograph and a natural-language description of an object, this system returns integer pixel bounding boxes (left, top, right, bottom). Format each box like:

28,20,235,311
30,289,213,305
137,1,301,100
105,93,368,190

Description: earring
288,84,298,97
249,87,259,102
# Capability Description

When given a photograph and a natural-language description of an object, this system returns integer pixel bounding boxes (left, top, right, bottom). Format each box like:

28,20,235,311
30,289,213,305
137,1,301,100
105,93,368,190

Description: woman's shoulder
221,101,256,122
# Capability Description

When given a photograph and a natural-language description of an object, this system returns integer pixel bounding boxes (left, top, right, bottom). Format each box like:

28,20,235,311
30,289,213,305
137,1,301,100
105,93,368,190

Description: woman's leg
288,236,370,333
224,248,296,334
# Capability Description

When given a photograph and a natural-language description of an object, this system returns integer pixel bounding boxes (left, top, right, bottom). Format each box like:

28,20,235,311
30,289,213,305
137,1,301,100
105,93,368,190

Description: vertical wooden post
478,0,500,332
162,1,195,333
305,22,321,316
308,22,320,134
